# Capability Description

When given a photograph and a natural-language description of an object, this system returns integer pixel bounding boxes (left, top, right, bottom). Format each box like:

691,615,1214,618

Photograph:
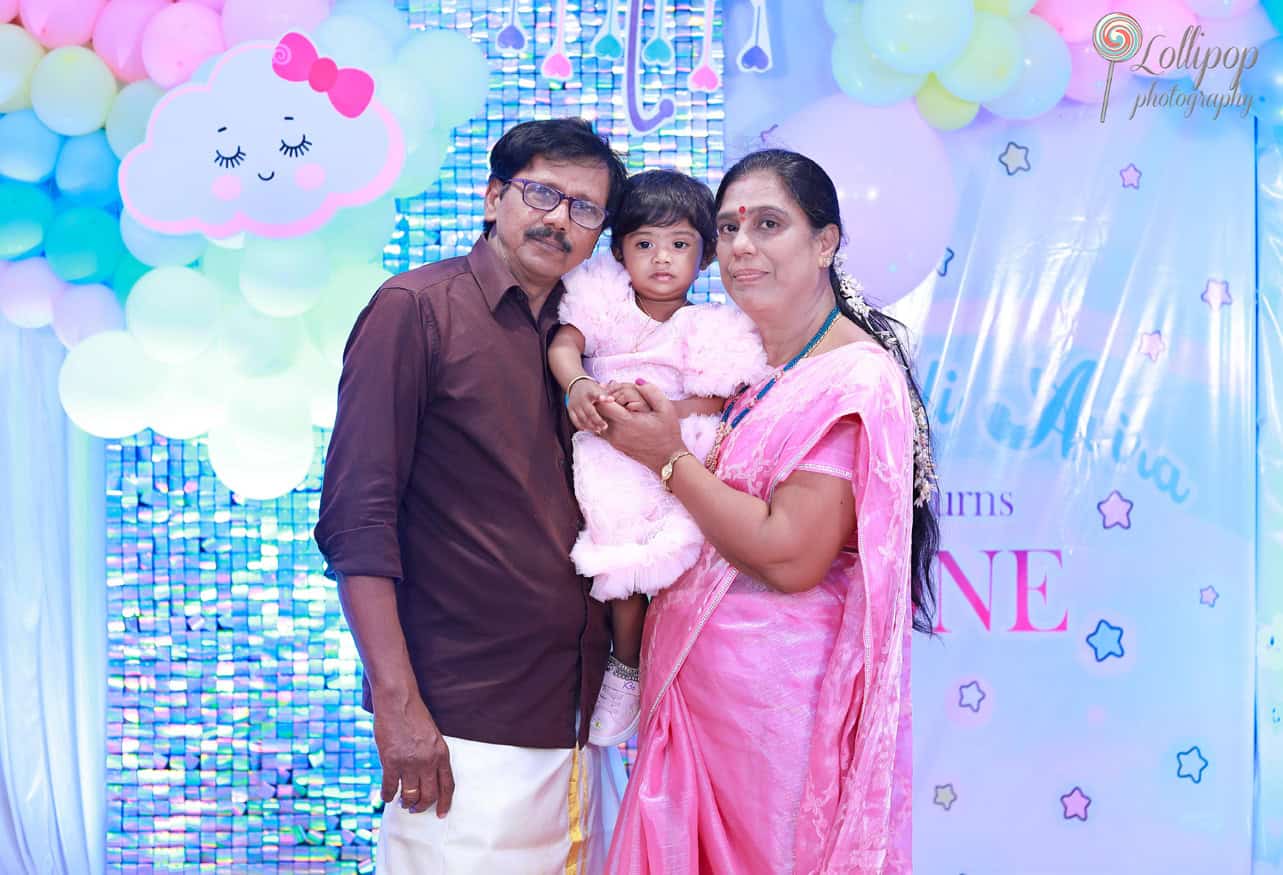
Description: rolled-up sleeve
314,285,433,582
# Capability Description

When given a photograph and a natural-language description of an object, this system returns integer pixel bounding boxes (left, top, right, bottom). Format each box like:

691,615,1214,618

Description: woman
593,150,940,874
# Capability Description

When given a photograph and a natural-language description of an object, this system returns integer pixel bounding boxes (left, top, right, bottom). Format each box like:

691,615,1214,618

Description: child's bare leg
610,594,648,668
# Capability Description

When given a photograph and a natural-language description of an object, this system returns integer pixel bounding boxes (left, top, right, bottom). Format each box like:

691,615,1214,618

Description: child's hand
568,378,609,434
603,381,649,413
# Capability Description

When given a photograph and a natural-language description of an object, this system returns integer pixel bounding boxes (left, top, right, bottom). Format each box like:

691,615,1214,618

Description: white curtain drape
0,320,105,875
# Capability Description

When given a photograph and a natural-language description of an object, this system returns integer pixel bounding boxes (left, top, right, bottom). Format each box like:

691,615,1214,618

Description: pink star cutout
1201,279,1231,309
1061,786,1091,821
1200,585,1219,607
1097,490,1133,529
1120,163,1142,188
1139,330,1165,361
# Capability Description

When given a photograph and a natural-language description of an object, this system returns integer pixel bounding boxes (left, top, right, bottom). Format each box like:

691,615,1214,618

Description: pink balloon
1064,38,1133,102
0,256,66,328
1118,0,1201,78
93,0,172,82
768,95,957,307
1032,0,1109,45
19,0,108,47
220,0,329,46
0,0,16,21
141,1,225,88
52,281,124,347
1186,0,1259,18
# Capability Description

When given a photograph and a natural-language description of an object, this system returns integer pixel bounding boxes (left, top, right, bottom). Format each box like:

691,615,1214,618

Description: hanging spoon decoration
592,0,625,61
642,0,675,68
737,0,773,74
541,0,573,81
496,0,529,54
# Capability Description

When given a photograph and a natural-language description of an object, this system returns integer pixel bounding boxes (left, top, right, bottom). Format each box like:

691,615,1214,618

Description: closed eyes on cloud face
120,41,404,239
213,125,246,168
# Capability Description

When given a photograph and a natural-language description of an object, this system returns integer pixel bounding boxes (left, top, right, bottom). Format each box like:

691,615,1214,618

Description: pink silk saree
605,342,916,875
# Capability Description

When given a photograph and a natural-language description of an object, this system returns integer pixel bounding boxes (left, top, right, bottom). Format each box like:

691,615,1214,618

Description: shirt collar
466,234,567,315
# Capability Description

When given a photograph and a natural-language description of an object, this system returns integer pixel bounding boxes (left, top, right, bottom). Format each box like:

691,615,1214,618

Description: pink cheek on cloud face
211,174,242,201
295,163,325,191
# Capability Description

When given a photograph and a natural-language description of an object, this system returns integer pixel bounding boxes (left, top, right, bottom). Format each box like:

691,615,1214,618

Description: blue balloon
1240,37,1283,125
55,131,120,207
0,180,55,259
1266,0,1283,35
0,110,64,183
44,206,124,284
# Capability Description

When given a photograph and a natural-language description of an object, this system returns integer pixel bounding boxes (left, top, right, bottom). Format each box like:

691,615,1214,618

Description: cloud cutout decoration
120,33,404,239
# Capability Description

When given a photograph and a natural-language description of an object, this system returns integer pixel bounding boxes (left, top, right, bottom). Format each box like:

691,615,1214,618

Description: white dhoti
375,735,627,875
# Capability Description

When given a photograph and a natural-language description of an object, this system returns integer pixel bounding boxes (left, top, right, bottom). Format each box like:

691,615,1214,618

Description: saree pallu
606,342,916,875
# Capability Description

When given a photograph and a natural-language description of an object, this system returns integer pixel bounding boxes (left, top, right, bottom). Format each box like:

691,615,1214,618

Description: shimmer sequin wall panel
105,2,724,872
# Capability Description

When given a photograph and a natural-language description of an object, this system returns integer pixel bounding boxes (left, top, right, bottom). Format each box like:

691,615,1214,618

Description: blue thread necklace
703,307,841,471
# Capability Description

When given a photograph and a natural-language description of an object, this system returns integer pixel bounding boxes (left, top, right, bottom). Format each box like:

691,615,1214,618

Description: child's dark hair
609,170,717,268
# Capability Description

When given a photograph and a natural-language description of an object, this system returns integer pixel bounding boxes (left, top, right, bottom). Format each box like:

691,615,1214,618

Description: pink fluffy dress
559,254,768,602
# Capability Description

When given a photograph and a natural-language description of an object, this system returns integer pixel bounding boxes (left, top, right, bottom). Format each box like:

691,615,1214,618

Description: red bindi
738,205,747,217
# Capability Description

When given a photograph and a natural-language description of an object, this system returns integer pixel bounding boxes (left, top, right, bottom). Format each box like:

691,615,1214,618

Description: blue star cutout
958,680,986,712
1176,746,1208,783
999,141,1031,175
1086,619,1125,662
937,247,955,277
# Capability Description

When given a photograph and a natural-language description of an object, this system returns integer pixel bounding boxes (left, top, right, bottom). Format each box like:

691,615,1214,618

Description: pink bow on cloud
272,32,374,119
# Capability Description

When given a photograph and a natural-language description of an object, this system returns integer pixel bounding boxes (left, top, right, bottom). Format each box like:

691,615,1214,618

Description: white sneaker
589,656,641,746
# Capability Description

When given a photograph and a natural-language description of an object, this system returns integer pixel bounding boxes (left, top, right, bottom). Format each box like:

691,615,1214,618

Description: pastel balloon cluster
1,0,491,499
824,0,1274,131
825,0,1071,130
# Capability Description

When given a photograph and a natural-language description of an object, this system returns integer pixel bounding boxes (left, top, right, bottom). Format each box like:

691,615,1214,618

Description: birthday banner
724,5,1257,870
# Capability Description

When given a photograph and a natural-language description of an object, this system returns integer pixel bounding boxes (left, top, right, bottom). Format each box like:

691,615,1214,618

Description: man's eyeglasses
498,177,609,230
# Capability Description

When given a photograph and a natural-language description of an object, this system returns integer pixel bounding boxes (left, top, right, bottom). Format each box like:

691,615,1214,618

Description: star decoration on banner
958,680,986,712
933,784,958,810
1177,746,1209,783
937,247,955,277
1201,279,1231,309
999,141,1031,175
1139,330,1166,361
1060,786,1091,821
1200,585,1220,607
1086,619,1125,662
1097,490,1133,529
1120,163,1142,188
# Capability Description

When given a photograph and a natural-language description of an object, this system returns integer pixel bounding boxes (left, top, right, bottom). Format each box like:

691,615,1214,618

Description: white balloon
206,376,316,498
58,330,160,437
125,266,225,362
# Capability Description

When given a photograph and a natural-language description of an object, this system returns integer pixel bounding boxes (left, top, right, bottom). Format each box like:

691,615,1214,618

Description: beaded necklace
703,307,840,471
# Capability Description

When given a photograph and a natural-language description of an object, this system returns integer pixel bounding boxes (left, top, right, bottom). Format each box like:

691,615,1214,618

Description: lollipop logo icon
1093,13,1142,123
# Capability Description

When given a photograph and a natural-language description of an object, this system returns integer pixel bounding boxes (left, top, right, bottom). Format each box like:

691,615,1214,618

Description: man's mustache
525,226,572,253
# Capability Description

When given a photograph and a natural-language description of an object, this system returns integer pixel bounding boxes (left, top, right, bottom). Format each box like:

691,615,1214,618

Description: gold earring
820,257,832,269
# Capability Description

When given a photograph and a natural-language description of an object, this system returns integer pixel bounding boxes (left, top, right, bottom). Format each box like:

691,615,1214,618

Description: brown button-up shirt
315,235,609,749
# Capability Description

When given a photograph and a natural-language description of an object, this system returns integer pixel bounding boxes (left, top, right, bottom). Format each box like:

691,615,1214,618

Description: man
315,118,628,873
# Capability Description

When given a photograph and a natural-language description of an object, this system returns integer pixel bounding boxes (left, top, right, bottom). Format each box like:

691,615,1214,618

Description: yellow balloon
0,24,44,113
936,12,1022,103
29,46,118,136
915,75,980,131
974,0,1037,14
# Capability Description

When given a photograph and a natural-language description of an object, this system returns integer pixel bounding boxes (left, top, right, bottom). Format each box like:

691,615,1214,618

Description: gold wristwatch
661,450,694,492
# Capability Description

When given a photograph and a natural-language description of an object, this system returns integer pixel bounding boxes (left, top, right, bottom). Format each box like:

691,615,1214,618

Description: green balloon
396,30,490,129
936,12,1022,103
0,179,55,259
44,205,124,283
112,251,150,303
